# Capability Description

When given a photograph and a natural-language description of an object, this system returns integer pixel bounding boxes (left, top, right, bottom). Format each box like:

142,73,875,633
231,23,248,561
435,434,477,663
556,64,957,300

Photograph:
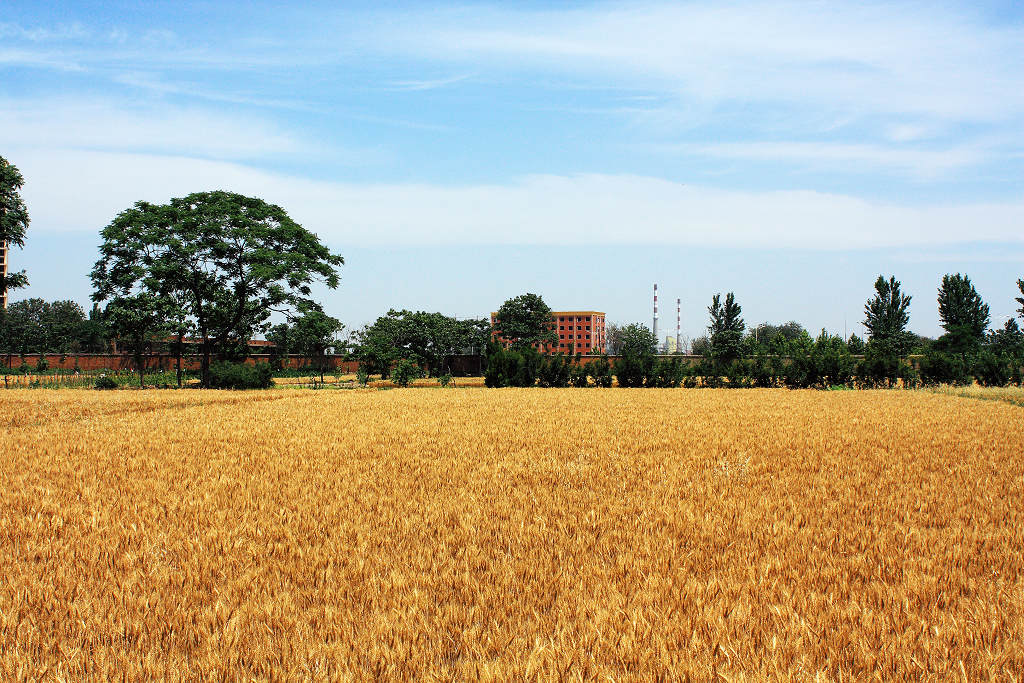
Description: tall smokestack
653,283,659,341
676,298,681,354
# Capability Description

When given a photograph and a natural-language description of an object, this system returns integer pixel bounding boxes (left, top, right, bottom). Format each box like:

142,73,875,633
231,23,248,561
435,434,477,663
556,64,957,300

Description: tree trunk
175,331,183,389
201,338,211,387
135,341,145,389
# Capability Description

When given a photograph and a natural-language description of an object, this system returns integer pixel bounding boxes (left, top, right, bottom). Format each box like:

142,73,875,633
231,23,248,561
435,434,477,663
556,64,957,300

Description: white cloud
384,74,472,91
661,141,992,178
369,2,1024,124
15,149,1024,250
0,98,333,162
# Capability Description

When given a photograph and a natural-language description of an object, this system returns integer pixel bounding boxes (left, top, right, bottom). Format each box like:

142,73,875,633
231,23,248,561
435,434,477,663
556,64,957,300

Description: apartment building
490,310,606,355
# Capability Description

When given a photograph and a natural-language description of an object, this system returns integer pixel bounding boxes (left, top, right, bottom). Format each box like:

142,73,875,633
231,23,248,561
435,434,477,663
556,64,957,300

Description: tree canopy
1015,278,1024,322
617,323,657,358
707,292,745,362
355,309,489,377
0,298,95,355
91,191,343,385
0,156,30,297
493,293,557,351
863,275,913,356
936,273,989,354
289,309,344,382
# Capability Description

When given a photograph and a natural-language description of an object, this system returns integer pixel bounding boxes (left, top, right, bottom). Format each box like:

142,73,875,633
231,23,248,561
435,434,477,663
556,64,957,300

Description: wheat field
2,388,1022,680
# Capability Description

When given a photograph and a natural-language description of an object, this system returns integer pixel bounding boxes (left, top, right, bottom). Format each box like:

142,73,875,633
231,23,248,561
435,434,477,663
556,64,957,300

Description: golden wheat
1,388,1022,680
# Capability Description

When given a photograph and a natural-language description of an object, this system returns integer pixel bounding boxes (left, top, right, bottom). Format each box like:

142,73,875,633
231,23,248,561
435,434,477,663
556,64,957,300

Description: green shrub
484,347,540,388
356,366,370,386
973,351,1012,387
538,354,571,388
207,361,274,389
438,373,453,388
390,358,422,387
614,352,654,388
35,356,49,372
919,351,970,386
569,363,590,387
585,356,613,388
94,376,118,390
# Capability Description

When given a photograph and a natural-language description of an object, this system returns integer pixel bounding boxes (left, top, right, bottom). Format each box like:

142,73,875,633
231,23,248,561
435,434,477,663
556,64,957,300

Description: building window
568,334,574,339
559,326,564,330
559,334,564,339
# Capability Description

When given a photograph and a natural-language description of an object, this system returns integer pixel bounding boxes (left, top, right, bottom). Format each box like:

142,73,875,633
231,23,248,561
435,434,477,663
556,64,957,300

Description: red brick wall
0,353,362,373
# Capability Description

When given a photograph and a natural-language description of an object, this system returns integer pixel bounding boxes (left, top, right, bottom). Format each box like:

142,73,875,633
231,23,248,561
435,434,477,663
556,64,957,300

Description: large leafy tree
0,156,30,301
291,308,345,383
707,292,745,362
105,293,170,388
355,309,489,377
987,318,1024,358
0,298,87,356
863,275,913,356
1015,278,1024,321
936,273,989,354
91,191,343,386
493,293,557,351
617,323,657,358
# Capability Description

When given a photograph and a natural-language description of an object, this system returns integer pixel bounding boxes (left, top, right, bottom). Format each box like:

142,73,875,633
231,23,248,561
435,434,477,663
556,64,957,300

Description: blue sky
2,1,1023,341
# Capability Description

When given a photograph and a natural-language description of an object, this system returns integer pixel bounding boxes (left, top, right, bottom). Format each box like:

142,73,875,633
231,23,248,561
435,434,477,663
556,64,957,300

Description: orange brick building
490,310,606,355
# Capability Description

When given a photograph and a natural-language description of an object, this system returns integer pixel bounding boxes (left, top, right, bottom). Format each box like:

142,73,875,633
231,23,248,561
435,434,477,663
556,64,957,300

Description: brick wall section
0,354,362,373
7,353,827,375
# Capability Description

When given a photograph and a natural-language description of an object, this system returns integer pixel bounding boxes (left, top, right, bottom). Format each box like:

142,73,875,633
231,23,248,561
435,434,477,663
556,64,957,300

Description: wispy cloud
384,74,471,91
0,97,364,164
15,149,1024,250
369,2,1024,123
656,141,996,179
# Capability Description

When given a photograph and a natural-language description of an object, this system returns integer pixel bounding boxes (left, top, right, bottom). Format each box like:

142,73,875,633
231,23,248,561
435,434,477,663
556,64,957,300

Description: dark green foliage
618,323,657,357
973,350,1013,387
707,293,745,363
91,191,343,387
0,156,30,295
207,361,274,390
858,340,902,387
390,358,422,387
35,356,49,372
291,308,344,383
585,355,613,387
355,309,489,378
265,322,292,371
846,333,866,355
937,273,989,353
1016,279,1024,321
747,321,808,353
614,352,654,388
0,298,92,356
484,346,540,387
690,336,710,356
538,354,572,388
94,376,118,390
105,293,169,389
988,318,1024,357
863,275,914,355
748,353,783,388
493,293,557,351
438,373,454,388
919,350,971,386
649,358,685,388
569,363,590,388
